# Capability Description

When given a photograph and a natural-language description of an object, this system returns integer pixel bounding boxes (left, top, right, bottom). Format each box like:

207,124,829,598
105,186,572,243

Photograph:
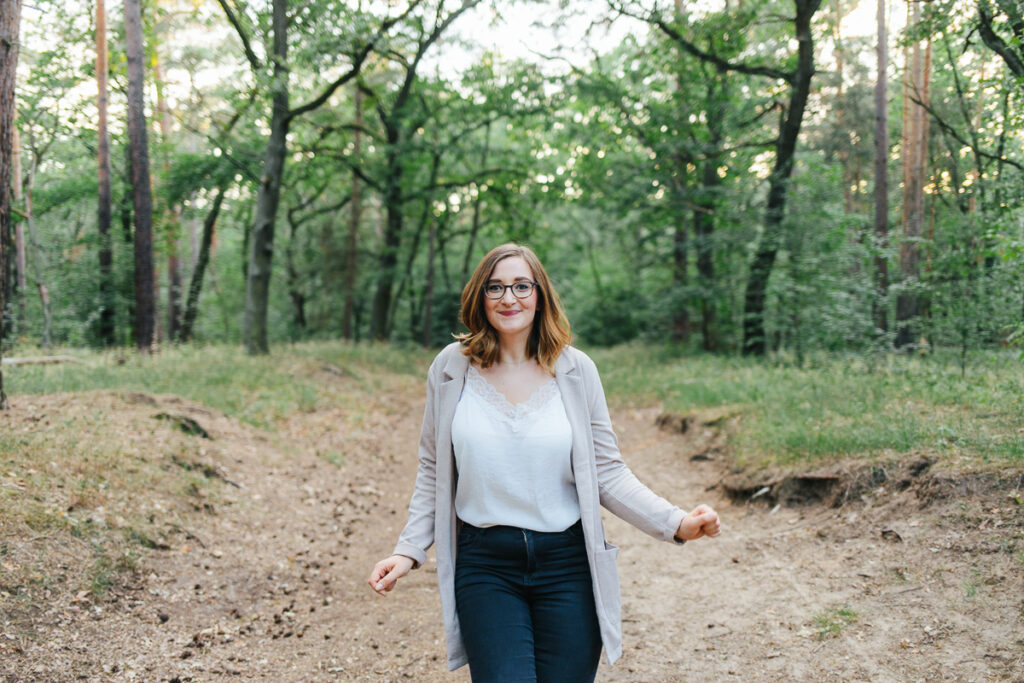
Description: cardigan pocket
593,543,622,634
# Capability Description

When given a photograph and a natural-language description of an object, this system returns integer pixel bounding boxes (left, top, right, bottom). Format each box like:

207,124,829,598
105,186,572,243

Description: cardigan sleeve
579,351,687,543
392,354,442,568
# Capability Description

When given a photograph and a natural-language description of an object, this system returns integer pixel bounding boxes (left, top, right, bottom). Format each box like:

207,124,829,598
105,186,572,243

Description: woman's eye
485,285,502,293
513,283,531,293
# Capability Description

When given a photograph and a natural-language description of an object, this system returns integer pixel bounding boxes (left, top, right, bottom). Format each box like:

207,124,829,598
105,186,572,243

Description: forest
0,0,1020,373
2,3,1024,678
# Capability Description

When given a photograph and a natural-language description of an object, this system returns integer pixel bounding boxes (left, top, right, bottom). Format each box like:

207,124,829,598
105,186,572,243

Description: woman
368,243,721,681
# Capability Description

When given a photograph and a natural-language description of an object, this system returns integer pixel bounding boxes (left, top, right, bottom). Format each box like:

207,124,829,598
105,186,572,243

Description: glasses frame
484,281,539,300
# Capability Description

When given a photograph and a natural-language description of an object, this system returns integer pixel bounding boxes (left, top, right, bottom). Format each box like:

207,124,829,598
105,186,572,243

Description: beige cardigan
393,342,687,671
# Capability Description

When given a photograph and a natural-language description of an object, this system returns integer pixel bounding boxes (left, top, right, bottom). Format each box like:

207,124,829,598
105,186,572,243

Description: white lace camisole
451,365,580,532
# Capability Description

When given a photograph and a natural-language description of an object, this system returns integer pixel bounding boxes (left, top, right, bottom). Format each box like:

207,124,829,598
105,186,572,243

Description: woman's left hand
675,504,721,542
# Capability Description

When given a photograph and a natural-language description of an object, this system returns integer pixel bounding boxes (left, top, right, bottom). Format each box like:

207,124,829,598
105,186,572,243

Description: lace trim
465,365,559,431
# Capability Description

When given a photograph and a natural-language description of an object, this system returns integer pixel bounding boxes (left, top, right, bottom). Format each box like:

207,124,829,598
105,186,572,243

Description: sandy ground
2,386,1023,682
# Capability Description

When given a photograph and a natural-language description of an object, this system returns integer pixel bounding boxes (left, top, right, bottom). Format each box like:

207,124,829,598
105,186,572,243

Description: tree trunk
742,0,822,355
422,216,436,348
895,1,928,350
242,0,289,354
179,189,225,342
0,0,21,408
96,0,115,345
370,139,403,340
12,126,24,329
124,0,156,352
672,198,690,343
873,0,889,336
695,159,718,350
284,212,306,332
154,54,182,341
24,172,51,348
461,121,491,284
342,84,362,340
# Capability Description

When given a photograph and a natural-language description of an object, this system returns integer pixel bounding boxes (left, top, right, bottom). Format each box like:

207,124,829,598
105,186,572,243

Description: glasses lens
484,284,504,299
512,283,534,297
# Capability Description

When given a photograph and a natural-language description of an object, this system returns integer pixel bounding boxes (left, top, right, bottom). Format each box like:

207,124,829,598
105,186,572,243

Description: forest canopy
2,0,1022,358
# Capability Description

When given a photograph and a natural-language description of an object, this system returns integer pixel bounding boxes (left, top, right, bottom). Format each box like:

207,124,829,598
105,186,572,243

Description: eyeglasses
484,281,538,299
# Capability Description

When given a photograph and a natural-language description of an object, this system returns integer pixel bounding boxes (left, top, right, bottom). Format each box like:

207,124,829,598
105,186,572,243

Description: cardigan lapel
435,348,468,585
555,348,601,547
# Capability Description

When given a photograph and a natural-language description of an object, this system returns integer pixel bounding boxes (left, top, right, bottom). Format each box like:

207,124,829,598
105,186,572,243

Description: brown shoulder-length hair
455,243,571,374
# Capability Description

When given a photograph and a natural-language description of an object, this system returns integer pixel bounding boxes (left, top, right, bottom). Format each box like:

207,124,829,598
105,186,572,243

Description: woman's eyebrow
487,276,531,283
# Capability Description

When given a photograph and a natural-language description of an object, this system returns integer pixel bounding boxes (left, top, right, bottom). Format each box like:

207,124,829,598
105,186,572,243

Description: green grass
6,341,1023,469
590,344,1024,467
5,341,435,429
813,605,858,639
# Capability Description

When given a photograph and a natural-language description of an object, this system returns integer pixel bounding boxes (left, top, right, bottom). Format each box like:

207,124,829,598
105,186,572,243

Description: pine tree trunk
124,0,156,352
0,0,21,408
242,0,289,354
896,1,927,349
96,0,115,345
873,0,889,335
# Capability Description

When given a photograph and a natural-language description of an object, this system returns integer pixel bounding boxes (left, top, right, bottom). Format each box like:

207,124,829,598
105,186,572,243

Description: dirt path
3,389,1023,681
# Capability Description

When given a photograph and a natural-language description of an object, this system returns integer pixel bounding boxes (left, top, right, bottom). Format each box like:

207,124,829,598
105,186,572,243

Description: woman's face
484,256,538,341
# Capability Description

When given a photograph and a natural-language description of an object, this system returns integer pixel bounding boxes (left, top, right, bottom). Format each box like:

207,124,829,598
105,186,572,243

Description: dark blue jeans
454,520,603,683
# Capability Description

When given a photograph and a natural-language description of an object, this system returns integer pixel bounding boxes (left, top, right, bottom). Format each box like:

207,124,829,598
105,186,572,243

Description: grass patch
813,605,858,639
590,344,1024,468
5,341,434,429
1,341,436,613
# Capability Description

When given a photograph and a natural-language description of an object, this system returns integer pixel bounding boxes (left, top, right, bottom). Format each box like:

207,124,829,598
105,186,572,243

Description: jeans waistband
459,518,582,537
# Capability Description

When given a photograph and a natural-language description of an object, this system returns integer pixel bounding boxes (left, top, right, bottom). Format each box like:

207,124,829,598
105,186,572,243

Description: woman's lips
499,310,519,316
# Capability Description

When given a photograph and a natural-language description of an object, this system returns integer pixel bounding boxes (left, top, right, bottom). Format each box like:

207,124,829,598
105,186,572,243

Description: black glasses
484,281,538,299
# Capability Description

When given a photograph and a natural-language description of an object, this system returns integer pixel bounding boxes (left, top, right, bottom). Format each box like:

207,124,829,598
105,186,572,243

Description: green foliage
591,344,1024,467
7,0,1023,358
813,605,858,639
6,341,433,428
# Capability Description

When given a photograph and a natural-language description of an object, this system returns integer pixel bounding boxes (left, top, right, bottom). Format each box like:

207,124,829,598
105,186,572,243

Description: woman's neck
496,332,531,367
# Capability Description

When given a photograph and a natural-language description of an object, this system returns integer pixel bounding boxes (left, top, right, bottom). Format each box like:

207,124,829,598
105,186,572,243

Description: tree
342,84,363,340
96,0,115,346
362,0,484,341
873,0,888,336
0,0,20,408
977,0,1024,84
647,0,824,354
218,0,418,354
895,1,931,349
124,0,156,351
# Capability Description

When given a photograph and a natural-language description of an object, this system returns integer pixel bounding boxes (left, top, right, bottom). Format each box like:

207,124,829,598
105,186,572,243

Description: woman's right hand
368,554,415,596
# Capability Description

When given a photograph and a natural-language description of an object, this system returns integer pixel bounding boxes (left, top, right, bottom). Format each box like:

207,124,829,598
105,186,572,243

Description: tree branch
611,2,793,83
911,93,1024,172
978,2,1024,78
216,0,262,74
287,0,425,122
